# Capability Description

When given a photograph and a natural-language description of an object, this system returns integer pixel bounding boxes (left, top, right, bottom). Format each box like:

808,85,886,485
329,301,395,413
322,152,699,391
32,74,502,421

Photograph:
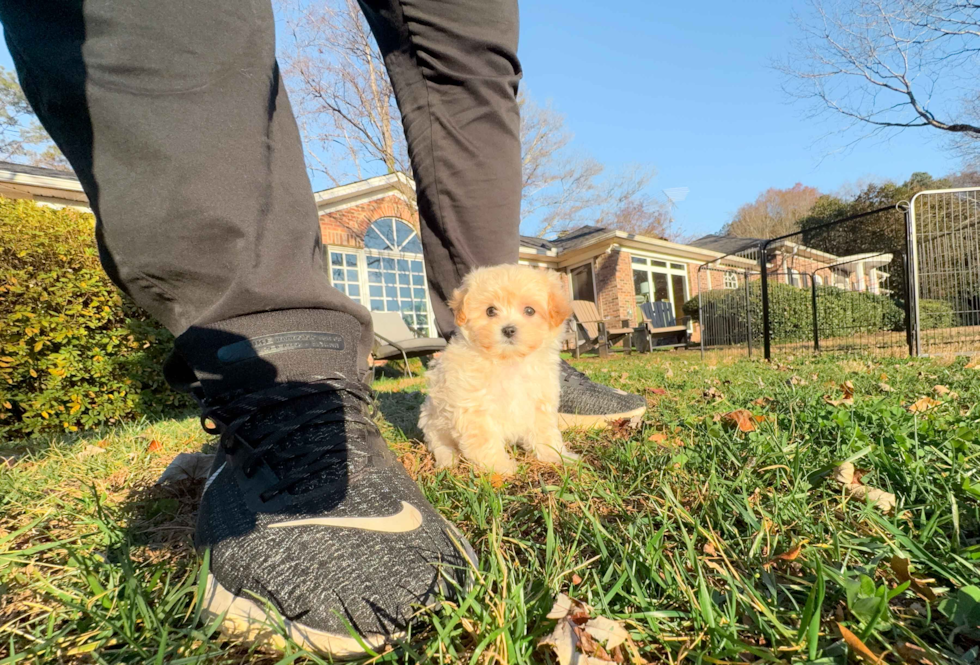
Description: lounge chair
570,299,635,358
370,311,446,377
636,301,689,350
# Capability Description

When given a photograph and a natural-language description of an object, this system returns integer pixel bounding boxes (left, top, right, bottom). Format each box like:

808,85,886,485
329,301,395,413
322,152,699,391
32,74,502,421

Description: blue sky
0,1,959,239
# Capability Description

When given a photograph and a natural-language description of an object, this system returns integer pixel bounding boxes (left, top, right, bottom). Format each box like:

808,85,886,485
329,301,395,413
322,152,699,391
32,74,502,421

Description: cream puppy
419,264,576,474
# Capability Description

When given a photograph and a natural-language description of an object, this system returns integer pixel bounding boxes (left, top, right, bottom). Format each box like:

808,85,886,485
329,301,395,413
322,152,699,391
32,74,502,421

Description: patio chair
370,311,446,377
570,300,635,358
636,301,690,351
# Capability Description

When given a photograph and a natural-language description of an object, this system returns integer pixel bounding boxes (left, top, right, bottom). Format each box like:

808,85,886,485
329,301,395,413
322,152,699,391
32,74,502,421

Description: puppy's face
450,265,572,360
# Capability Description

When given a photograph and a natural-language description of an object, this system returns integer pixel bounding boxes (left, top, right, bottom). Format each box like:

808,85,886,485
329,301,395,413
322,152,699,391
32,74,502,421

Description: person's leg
359,0,647,428
0,0,474,655
358,0,522,336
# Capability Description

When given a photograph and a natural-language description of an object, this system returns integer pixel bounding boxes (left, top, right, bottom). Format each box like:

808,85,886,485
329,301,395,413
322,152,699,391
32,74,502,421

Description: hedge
683,281,906,345
0,198,190,439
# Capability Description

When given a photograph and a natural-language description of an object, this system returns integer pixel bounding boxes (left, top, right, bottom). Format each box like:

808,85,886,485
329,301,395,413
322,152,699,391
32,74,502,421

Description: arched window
363,218,430,334
364,218,423,254
723,271,739,290
814,274,823,286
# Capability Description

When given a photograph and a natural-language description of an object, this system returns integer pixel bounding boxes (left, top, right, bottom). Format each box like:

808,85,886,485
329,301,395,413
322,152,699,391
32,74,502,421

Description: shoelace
560,361,594,388
200,376,377,501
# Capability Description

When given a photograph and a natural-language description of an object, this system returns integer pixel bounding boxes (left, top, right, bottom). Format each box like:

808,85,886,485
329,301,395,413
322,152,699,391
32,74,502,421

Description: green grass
2,351,979,663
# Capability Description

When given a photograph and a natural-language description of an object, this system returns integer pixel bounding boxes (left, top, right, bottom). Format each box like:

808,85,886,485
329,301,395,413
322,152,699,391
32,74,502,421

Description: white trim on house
313,172,415,214
0,162,90,211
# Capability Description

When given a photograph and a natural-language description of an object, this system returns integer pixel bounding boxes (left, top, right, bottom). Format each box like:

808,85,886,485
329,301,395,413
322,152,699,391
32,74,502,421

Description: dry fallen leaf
889,556,938,602
583,616,630,652
788,375,807,386
721,409,757,433
834,462,896,513
648,432,668,444
751,396,774,407
619,372,629,381
764,540,808,568
703,541,718,556
842,380,856,400
879,382,894,393
571,573,583,586
837,622,884,664
647,387,667,396
156,452,214,485
147,439,163,453
966,357,980,370
539,594,623,665
933,384,950,395
895,641,936,665
489,473,505,489
702,387,725,402
909,396,941,413
78,444,107,460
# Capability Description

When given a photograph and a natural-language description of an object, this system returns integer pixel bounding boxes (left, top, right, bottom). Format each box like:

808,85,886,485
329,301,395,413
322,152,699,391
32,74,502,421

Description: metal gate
909,188,980,356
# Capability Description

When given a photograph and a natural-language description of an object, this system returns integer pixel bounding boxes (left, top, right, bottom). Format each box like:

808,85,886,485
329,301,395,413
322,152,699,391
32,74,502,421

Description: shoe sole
557,405,646,431
201,572,397,658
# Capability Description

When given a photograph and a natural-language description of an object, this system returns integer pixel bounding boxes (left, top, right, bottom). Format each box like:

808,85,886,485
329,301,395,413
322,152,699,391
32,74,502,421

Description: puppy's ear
546,273,573,329
449,285,468,326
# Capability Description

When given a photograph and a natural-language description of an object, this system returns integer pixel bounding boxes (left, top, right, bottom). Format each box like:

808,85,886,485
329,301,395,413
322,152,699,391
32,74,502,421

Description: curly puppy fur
419,264,575,474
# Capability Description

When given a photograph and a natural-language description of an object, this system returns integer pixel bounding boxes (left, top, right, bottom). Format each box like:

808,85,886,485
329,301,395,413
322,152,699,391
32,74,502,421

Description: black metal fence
695,188,979,360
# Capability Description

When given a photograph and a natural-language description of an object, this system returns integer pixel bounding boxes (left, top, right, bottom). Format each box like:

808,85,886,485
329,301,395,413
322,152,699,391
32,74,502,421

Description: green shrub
919,299,956,330
684,281,906,345
0,198,189,439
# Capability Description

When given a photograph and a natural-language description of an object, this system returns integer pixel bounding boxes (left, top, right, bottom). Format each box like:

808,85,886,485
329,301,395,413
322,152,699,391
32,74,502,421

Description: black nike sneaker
171,311,476,656
557,360,647,430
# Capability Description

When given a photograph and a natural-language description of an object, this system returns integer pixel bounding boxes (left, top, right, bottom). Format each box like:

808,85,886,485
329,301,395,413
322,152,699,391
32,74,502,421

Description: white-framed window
814,274,823,286
630,254,689,323
325,217,434,336
723,271,739,290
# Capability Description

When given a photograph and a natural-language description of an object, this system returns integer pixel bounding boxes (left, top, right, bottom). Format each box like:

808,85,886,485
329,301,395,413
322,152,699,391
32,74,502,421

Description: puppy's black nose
501,325,517,338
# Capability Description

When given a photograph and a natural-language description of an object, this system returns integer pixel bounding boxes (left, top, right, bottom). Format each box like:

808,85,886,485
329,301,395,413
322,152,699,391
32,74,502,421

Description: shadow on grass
377,390,425,441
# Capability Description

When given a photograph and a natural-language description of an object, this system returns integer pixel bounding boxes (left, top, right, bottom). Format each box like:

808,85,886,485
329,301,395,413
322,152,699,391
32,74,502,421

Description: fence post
811,274,820,352
698,268,705,361
744,269,753,358
901,203,919,357
759,243,771,361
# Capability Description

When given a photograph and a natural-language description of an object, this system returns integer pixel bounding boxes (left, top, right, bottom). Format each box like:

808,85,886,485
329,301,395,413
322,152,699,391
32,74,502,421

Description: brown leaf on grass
648,432,668,444
156,452,214,485
78,444,107,460
647,387,667,396
540,594,631,665
879,382,894,393
147,439,162,453
702,387,724,402
571,573,583,585
889,556,938,602
664,367,674,378
721,409,757,433
787,375,807,386
751,396,773,407
837,622,884,664
896,641,936,665
842,380,855,400
966,357,980,370
909,396,941,413
934,384,950,395
619,372,629,381
703,541,718,556
489,473,505,489
764,541,807,568
833,462,896,513
824,394,854,407
608,418,635,439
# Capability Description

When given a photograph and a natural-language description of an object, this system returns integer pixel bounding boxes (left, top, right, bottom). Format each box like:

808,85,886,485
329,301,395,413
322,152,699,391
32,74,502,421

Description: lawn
1,351,979,664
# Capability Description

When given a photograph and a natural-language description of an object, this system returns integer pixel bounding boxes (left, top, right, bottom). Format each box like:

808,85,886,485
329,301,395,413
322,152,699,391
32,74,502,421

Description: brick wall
595,249,636,323
319,194,419,248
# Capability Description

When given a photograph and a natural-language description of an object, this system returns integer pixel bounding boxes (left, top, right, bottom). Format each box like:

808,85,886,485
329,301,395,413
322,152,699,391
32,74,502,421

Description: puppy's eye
524,307,536,316
486,306,497,317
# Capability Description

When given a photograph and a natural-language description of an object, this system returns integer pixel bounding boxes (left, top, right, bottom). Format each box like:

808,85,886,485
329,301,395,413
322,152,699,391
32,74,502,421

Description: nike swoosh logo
203,462,226,495
267,501,424,533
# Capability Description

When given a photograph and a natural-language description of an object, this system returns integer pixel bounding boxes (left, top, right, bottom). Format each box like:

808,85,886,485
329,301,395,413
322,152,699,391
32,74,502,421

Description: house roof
688,234,764,255
313,172,414,213
0,160,89,209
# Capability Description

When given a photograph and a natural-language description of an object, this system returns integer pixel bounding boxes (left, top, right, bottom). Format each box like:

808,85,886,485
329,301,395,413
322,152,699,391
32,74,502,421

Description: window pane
413,288,425,299
411,260,423,273
400,286,411,298
383,272,396,285
386,299,399,311
571,266,595,302
398,273,410,285
633,269,651,303
375,219,396,246
397,259,409,272
386,285,398,297
652,260,667,268
415,300,426,312
330,252,344,266
369,285,382,297
364,226,389,250
336,284,346,294
417,314,428,328
400,300,413,312
346,254,358,267
653,272,670,301
412,274,425,286
366,255,381,269
631,257,648,265
348,284,360,297
671,274,687,321
332,268,344,282
368,270,382,284
370,299,384,311
671,263,684,270
395,221,416,247
346,269,358,282
382,257,396,271
402,236,423,254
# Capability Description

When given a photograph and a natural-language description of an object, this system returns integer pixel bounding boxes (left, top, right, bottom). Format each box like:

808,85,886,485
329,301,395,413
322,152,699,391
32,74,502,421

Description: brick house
4,162,891,343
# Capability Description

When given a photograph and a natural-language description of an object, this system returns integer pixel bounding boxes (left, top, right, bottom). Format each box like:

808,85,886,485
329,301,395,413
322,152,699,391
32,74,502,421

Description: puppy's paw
432,448,458,469
476,457,517,476
558,449,580,464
